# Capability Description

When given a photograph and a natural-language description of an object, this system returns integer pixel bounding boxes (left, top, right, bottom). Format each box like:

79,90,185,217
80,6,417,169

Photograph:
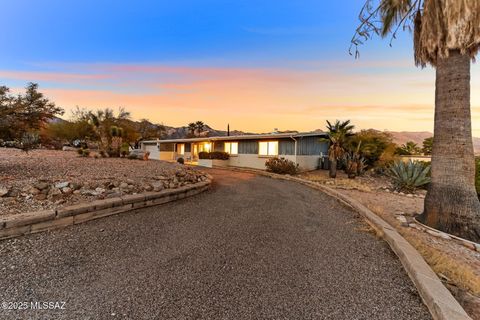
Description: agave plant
387,160,431,193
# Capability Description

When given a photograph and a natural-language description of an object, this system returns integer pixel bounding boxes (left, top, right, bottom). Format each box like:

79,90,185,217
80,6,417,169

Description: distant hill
162,124,253,139
386,131,480,153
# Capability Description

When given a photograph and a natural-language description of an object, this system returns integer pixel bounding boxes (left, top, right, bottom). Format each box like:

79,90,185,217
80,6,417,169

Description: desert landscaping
0,149,210,215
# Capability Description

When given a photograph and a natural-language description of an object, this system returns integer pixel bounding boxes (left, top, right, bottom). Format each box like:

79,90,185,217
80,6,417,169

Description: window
177,144,185,155
224,142,238,155
199,142,211,153
258,141,278,156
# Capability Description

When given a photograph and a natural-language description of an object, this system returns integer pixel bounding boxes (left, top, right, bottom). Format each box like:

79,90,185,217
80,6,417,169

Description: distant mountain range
163,125,480,153
386,131,480,153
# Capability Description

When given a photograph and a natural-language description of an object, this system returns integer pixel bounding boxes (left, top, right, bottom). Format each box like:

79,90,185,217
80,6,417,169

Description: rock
95,187,106,194
61,187,73,195
81,189,98,196
0,187,10,197
106,192,122,198
48,187,62,199
396,215,407,223
406,194,413,198
127,185,135,190
143,184,153,192
426,229,444,238
119,182,129,189
34,182,49,190
29,187,41,195
35,193,47,200
73,190,81,195
151,182,163,192
125,179,135,185
70,182,82,190
55,181,70,189
169,182,176,189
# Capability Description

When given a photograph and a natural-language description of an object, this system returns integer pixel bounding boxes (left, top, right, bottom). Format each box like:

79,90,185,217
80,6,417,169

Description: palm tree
351,0,480,241
195,121,206,135
397,141,421,155
324,120,355,178
187,122,196,137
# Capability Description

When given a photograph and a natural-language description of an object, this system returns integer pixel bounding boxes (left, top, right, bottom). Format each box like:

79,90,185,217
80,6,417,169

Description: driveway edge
0,180,212,241
216,167,472,320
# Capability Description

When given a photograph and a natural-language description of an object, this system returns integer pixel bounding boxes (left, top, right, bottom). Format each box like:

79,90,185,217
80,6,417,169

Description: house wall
160,151,175,160
148,135,328,170
143,143,160,160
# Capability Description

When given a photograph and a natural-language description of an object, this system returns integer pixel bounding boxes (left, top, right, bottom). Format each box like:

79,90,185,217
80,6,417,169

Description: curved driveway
0,169,430,319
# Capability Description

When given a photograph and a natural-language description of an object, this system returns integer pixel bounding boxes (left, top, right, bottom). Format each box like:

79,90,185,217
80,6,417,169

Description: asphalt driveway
0,169,431,319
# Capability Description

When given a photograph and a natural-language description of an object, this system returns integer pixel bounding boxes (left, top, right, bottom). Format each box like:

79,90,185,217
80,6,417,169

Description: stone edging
0,180,211,241
412,217,480,251
216,166,472,320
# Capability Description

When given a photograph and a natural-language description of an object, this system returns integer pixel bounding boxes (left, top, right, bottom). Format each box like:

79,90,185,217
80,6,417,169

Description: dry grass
368,204,480,296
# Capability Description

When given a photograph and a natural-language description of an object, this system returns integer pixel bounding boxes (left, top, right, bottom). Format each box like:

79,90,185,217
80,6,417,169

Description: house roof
142,132,328,144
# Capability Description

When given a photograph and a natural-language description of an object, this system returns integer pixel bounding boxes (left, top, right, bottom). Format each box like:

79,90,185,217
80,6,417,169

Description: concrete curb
0,180,212,241
215,166,472,320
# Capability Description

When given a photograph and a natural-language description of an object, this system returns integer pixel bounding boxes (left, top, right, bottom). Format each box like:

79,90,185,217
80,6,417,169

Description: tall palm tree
187,122,196,137
352,0,480,241
325,120,355,178
195,121,206,135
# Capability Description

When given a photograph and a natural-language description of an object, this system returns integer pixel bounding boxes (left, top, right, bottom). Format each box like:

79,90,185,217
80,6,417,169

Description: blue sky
0,0,410,67
1,0,479,134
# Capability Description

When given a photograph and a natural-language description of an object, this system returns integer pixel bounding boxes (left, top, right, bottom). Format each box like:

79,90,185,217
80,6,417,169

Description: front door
192,143,198,160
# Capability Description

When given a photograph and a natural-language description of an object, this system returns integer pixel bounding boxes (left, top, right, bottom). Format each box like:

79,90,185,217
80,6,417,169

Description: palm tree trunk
419,50,480,242
329,159,337,178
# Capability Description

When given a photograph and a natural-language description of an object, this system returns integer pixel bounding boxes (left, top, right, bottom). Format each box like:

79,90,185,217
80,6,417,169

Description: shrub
99,150,107,158
265,157,298,175
120,142,130,157
77,148,84,156
17,132,39,153
82,149,90,157
107,148,120,158
387,160,431,192
177,157,185,164
198,151,229,160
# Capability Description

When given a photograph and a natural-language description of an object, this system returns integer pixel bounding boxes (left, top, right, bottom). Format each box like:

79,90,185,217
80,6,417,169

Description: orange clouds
2,60,480,135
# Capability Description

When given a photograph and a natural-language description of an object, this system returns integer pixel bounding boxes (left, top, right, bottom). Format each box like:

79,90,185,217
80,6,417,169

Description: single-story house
141,132,330,171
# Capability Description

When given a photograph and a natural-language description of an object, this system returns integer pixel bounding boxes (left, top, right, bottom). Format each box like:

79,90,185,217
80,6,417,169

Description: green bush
177,157,185,164
265,157,298,175
198,151,229,160
387,160,430,192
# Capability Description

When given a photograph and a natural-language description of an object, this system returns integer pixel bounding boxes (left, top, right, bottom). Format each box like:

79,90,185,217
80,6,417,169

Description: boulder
34,182,49,190
61,187,73,195
151,182,163,192
0,187,10,197
48,187,62,199
55,181,70,189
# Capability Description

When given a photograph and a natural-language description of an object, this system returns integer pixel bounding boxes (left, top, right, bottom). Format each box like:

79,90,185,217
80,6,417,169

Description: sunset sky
1,0,480,135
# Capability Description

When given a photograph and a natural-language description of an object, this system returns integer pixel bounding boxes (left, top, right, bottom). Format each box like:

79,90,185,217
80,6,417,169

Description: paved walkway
0,169,431,319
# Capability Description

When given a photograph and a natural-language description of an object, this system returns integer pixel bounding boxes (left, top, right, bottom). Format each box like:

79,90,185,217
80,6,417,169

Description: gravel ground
0,149,208,215
0,169,431,320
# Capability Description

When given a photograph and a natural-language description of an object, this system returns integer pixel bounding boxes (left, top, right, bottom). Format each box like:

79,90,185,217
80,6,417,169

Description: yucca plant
388,160,431,193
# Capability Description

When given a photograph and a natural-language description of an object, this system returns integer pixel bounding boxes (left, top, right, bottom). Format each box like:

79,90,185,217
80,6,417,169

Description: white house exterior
141,132,329,171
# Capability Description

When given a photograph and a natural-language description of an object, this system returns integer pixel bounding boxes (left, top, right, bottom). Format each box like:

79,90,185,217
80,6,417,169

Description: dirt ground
300,170,480,319
0,149,209,216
